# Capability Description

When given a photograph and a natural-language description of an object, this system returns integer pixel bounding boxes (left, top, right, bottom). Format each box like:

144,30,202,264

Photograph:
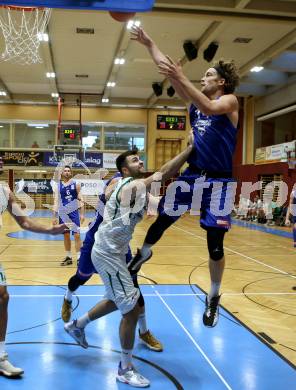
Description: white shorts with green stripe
91,247,140,315
0,263,7,286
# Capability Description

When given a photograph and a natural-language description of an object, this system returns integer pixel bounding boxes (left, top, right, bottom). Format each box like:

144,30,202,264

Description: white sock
65,289,73,302
141,243,152,257
121,349,133,370
138,313,148,334
208,281,221,301
0,341,5,357
76,313,91,329
66,251,72,258
76,252,81,260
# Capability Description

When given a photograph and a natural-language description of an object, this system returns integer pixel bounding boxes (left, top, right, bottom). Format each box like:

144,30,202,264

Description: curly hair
213,59,240,94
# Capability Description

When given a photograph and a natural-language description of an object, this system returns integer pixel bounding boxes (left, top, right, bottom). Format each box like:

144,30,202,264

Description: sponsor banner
0,151,44,166
256,140,295,163
103,153,119,169
266,144,282,161
75,179,105,195
83,152,103,167
43,152,103,167
255,147,266,163
15,179,53,194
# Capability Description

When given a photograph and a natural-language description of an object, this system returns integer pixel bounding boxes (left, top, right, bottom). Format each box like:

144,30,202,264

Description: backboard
0,1,155,12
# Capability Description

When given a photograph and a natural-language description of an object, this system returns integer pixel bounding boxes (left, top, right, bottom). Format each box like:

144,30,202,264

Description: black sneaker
60,256,73,266
203,295,221,327
128,248,153,275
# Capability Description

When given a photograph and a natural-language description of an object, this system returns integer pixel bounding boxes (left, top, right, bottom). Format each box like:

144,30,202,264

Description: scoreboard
157,115,186,130
64,128,76,139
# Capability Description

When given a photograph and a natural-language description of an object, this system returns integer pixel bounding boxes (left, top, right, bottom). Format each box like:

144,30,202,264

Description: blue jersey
59,180,79,209
84,172,122,244
187,103,237,172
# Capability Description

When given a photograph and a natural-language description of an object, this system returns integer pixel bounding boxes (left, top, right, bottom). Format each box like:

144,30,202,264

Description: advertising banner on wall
15,179,53,194
43,152,103,168
255,147,266,163
255,140,295,164
0,151,44,166
103,153,119,169
75,179,105,195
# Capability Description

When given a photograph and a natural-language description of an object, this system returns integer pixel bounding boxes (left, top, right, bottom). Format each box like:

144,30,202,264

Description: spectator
91,137,100,149
251,194,263,222
31,141,39,148
47,140,53,149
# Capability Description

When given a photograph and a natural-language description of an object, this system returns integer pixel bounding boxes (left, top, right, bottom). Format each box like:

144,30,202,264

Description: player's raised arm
7,188,68,235
131,26,190,103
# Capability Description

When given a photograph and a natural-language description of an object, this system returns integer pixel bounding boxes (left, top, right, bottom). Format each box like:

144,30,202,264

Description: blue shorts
158,167,236,230
77,239,132,279
59,211,80,234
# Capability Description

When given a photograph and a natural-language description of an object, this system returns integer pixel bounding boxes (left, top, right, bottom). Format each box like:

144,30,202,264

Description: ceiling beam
0,77,12,102
152,6,296,24
238,29,296,77
235,0,252,9
101,24,133,103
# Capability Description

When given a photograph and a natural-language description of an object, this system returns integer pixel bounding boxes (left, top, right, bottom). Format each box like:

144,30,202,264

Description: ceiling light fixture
250,66,264,72
114,58,125,65
46,72,56,78
38,33,49,42
107,82,116,87
127,20,141,30
51,93,59,98
102,98,109,103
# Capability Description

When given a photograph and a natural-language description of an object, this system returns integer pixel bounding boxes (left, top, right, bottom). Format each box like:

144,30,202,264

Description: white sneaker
117,362,150,387
64,320,88,349
0,353,24,377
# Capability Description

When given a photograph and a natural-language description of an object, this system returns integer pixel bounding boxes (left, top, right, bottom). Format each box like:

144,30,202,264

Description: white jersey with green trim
94,177,146,255
0,183,9,229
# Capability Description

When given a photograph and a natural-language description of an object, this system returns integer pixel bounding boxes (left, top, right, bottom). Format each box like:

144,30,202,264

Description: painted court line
154,288,233,390
9,292,296,298
173,225,296,280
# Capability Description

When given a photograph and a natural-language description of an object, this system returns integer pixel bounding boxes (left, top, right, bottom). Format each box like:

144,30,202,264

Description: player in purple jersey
61,171,163,352
53,165,85,266
130,26,240,327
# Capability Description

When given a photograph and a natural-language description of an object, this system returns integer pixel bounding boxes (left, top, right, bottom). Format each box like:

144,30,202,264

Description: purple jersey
187,103,237,173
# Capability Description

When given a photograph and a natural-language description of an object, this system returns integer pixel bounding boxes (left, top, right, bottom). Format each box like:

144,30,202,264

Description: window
14,122,56,148
104,125,145,151
82,124,102,150
0,123,10,147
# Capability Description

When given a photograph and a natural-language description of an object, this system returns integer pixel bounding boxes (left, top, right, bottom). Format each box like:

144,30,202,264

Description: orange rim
0,5,45,11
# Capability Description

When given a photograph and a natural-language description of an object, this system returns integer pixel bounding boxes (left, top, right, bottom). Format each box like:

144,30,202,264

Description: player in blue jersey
61,171,163,352
285,187,296,248
130,26,240,327
53,165,85,266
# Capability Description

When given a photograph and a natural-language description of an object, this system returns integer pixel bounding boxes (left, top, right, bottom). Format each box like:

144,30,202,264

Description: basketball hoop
0,5,51,65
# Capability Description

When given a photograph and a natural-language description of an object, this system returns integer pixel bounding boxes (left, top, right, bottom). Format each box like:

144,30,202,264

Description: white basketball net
0,6,51,65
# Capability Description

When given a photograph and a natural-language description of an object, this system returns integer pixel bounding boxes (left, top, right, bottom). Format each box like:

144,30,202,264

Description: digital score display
157,115,186,130
64,129,76,139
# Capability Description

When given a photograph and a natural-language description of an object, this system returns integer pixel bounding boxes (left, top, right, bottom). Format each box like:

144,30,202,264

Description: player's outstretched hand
285,220,291,227
52,218,58,226
49,223,70,235
130,26,152,47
